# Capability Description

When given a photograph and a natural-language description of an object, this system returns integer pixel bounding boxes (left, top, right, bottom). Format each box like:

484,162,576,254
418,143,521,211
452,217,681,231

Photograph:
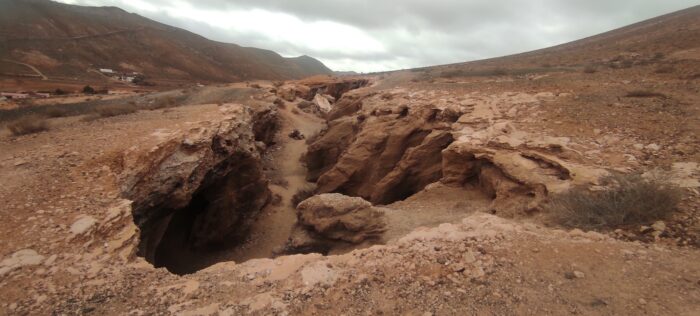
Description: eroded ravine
207,105,325,263
126,78,600,275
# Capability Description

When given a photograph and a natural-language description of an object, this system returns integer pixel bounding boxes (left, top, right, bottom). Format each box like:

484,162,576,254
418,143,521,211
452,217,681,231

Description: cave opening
136,152,271,275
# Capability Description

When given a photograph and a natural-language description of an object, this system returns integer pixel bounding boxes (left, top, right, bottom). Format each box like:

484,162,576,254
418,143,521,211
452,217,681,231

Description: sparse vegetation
7,115,49,136
440,68,510,78
547,174,681,230
583,65,597,73
45,107,72,118
439,66,571,79
625,90,668,98
291,184,316,207
654,66,675,74
93,104,138,118
82,85,95,94
147,96,178,110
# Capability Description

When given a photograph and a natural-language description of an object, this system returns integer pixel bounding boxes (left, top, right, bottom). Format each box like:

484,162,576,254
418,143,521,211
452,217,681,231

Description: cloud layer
57,0,698,72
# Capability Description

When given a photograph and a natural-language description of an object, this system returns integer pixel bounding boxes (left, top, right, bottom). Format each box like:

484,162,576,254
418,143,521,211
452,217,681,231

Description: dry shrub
654,66,675,74
95,104,138,118
273,98,286,109
148,96,177,110
292,184,316,207
547,174,680,230
625,90,668,98
45,107,72,118
583,65,597,74
7,115,49,136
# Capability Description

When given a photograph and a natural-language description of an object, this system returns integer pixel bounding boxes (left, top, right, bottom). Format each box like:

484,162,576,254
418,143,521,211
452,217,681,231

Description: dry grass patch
7,115,49,136
83,104,138,121
96,104,138,117
625,90,668,98
547,174,681,230
583,65,597,73
292,184,316,208
147,96,177,110
45,107,72,118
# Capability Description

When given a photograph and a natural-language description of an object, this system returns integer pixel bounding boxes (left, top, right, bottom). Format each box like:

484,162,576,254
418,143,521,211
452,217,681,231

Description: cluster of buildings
99,68,141,83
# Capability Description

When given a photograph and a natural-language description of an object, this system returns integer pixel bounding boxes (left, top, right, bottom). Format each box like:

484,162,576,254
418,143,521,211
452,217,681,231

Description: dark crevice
137,151,271,275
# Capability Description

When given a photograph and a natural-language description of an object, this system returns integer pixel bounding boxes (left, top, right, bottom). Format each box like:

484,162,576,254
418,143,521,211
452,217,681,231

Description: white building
99,68,115,74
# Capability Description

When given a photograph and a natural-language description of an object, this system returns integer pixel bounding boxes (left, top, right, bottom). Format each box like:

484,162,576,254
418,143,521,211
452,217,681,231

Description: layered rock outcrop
305,92,456,204
118,104,279,264
305,88,608,214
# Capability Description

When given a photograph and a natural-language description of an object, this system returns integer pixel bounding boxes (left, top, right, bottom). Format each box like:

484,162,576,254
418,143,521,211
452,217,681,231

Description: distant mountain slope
0,0,333,85
421,5,700,74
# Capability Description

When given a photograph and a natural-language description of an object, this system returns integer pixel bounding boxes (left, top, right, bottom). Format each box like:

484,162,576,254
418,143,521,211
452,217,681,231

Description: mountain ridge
0,0,333,86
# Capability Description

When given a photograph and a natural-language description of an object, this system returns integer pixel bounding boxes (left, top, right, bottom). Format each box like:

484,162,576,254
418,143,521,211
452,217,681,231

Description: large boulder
313,94,332,113
296,193,386,243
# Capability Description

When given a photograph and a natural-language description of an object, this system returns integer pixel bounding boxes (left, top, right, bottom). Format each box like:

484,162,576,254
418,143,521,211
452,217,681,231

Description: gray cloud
57,0,698,72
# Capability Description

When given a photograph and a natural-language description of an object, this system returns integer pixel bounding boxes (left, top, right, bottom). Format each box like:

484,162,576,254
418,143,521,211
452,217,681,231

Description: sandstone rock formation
296,193,386,243
306,87,610,215
118,104,279,263
0,249,44,277
306,91,456,204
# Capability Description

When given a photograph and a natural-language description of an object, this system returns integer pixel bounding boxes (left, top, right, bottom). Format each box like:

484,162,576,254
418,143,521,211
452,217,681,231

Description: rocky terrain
0,4,699,316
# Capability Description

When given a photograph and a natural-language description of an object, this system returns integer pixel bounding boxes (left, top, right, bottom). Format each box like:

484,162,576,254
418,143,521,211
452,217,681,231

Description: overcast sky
56,0,697,72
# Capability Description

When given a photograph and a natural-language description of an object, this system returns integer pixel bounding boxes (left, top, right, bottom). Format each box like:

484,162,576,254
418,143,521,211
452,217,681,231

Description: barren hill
423,5,700,75
0,0,332,87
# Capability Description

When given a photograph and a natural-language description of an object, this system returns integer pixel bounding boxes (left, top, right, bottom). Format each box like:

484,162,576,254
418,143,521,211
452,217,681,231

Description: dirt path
2,59,47,80
213,106,325,263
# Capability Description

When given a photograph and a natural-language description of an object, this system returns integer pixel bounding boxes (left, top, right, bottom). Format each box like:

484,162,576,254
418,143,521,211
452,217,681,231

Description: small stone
569,229,585,237
70,216,97,235
564,271,585,279
462,251,477,264
645,144,661,151
651,221,666,232
638,298,647,305
0,249,45,276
